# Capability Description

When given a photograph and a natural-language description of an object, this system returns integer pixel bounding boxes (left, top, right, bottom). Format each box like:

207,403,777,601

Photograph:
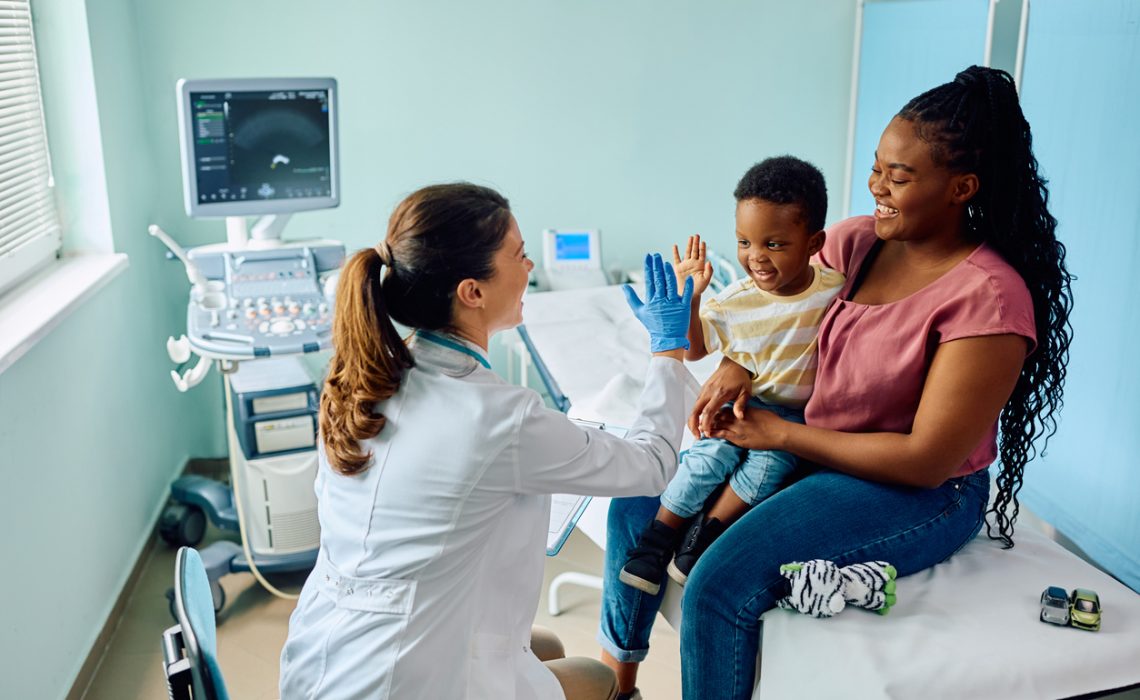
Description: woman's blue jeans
597,467,990,700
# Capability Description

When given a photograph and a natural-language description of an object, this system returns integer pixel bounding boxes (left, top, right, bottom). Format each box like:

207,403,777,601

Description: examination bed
516,284,1140,699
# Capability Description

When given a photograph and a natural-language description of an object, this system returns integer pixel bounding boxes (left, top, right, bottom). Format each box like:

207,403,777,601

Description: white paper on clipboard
547,420,628,556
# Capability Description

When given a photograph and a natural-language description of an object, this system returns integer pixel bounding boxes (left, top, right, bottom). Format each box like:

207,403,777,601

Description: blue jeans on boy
660,399,802,518
598,467,990,700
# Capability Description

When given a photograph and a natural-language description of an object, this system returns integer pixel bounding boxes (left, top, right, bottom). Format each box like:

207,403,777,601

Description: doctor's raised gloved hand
623,253,693,355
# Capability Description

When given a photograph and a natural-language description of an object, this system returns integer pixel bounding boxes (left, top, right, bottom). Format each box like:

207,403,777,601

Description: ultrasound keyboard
184,241,345,359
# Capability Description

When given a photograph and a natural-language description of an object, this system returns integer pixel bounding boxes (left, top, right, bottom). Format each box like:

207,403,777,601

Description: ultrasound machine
150,77,343,613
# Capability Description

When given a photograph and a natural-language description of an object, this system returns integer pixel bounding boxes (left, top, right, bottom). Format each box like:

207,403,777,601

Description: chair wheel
166,582,226,620
211,580,226,614
159,503,206,547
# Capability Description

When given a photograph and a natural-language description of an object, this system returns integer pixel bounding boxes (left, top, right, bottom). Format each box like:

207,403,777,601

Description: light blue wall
0,1,859,696
0,1,221,698
132,0,856,264
1016,0,1140,593
848,0,991,219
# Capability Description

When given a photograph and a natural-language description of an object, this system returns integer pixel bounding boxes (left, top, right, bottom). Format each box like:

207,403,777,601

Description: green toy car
1069,588,1102,631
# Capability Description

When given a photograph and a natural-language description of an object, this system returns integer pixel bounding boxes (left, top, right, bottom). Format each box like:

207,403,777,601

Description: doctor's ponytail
320,183,512,476
320,246,412,476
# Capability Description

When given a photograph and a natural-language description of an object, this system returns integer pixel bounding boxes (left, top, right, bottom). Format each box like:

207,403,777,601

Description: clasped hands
689,358,787,451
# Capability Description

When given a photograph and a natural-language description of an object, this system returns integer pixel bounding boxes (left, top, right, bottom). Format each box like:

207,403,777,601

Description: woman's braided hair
898,66,1074,547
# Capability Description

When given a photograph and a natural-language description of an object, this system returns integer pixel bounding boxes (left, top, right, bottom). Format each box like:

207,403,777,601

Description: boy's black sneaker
618,519,682,595
667,516,727,585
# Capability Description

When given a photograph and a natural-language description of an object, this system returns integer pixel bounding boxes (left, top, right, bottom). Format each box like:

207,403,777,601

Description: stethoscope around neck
415,330,492,369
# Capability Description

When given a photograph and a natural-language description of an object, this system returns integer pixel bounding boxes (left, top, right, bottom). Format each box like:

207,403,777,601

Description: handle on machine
148,224,209,289
170,354,212,392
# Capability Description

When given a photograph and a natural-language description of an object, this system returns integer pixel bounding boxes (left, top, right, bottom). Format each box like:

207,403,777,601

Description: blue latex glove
622,253,694,352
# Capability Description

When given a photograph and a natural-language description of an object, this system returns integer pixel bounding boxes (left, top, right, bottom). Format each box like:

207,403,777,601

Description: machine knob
302,302,315,315
270,319,295,335
319,302,329,315
243,297,254,308
257,296,267,305
245,308,257,320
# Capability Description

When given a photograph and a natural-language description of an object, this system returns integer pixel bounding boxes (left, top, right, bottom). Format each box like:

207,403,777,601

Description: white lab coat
279,332,688,700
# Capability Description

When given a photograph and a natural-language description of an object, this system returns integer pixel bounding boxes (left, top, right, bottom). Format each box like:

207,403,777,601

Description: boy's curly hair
734,156,828,233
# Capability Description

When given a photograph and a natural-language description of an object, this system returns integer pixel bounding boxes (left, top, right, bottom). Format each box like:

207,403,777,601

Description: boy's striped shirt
700,264,844,408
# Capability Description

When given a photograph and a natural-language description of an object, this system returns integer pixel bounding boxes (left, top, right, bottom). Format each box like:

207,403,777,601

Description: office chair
161,546,231,700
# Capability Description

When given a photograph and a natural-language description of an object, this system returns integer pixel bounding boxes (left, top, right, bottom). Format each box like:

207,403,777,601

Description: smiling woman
598,65,1075,700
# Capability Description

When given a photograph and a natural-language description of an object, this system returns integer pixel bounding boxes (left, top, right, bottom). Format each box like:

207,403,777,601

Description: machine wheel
158,503,206,547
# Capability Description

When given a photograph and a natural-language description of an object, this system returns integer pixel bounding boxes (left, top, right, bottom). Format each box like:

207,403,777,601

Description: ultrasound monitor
177,77,339,218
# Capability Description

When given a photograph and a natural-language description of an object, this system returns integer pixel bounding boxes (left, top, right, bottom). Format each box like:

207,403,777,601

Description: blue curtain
848,0,991,217
1018,0,1140,593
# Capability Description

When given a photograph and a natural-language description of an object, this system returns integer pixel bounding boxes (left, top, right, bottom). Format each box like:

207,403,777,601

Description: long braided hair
898,66,1073,547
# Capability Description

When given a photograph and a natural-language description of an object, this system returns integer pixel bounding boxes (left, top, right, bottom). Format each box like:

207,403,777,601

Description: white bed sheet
519,285,1140,698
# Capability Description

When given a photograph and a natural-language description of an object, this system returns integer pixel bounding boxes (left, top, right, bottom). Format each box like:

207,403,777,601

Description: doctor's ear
454,278,485,309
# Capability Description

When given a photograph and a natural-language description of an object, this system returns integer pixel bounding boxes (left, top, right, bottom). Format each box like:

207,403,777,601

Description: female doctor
279,183,695,699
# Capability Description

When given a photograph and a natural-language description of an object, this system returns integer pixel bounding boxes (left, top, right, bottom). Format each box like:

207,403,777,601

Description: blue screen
555,233,591,261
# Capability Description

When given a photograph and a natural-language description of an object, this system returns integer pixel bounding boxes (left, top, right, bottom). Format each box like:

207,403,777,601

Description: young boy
620,156,845,594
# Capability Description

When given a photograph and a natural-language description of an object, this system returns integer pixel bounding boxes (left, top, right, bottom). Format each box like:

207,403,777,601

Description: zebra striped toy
776,559,898,618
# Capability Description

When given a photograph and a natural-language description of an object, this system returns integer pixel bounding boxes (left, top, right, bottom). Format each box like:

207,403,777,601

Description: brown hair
319,183,512,475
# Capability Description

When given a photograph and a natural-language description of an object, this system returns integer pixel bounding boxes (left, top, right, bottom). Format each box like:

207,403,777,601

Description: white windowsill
0,253,129,375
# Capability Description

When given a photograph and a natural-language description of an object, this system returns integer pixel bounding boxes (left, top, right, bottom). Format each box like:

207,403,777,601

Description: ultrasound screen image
191,89,332,203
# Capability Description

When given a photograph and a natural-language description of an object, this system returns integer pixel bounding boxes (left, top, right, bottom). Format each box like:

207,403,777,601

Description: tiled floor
79,525,682,699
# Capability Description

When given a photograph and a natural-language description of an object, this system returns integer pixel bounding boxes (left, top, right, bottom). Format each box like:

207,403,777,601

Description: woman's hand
707,406,787,451
672,235,714,297
689,356,753,437
623,253,694,353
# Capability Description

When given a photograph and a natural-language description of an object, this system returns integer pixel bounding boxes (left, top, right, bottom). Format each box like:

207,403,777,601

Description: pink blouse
804,216,1037,476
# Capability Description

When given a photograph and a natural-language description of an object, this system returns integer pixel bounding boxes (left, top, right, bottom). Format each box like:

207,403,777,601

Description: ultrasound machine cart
151,77,343,614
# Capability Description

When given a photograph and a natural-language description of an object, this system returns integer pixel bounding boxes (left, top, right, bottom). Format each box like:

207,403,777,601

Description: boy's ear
454,278,485,309
806,230,826,257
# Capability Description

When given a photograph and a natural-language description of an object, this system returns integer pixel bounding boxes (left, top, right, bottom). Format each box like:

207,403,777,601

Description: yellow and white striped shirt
700,264,845,408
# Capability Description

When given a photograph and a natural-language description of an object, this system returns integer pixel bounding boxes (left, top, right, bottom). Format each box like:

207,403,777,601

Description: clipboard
547,419,628,556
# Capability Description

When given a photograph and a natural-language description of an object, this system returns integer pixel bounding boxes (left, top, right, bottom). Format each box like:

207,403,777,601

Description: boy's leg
704,483,751,524
670,419,801,585
620,437,746,594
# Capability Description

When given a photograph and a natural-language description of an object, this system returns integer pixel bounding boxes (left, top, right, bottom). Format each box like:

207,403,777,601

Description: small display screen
555,233,592,261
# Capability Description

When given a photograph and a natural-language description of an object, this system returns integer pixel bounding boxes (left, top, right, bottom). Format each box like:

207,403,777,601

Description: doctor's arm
511,357,688,497
511,253,693,496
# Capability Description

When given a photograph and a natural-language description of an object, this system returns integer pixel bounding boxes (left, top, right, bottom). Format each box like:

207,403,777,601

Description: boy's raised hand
671,234,714,297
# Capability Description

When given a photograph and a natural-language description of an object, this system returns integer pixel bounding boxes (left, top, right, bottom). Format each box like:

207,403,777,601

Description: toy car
1069,588,1102,631
1039,586,1070,625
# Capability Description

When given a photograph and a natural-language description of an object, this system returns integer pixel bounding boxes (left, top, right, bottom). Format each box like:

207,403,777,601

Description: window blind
0,0,61,294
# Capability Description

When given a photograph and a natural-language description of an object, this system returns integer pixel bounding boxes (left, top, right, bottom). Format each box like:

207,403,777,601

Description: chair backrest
163,546,230,700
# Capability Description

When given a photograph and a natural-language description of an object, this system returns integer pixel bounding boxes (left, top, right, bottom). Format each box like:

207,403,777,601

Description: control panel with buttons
184,242,345,359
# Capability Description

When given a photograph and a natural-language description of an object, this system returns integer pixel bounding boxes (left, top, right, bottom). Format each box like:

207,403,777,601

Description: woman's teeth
876,203,899,217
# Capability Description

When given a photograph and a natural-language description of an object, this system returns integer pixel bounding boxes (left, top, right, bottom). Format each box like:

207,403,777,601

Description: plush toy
776,559,898,618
